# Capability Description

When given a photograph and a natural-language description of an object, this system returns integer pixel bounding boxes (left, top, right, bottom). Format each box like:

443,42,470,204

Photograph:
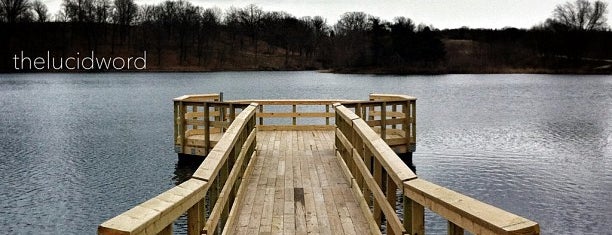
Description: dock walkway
98,93,540,235
232,131,369,235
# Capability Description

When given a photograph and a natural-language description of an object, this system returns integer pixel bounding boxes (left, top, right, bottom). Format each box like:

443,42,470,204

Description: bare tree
552,0,608,30
1,0,31,23
334,12,371,35
112,0,136,26
31,0,47,22
93,0,110,23
238,4,264,61
62,0,94,22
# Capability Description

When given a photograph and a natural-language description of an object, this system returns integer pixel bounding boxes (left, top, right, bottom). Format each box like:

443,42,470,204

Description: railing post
448,221,464,235
391,104,397,130
325,104,330,126
160,224,172,235
356,103,363,119
292,104,297,125
179,101,186,154
373,159,383,227
188,199,205,235
386,174,398,235
174,101,180,149
204,102,210,154
410,100,416,149
403,196,425,235
193,104,198,131
258,105,264,125
229,103,235,124
380,102,386,141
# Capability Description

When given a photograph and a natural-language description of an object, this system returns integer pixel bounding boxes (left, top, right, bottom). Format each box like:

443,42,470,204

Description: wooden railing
99,103,258,235
174,94,250,156
229,99,355,131
343,94,416,153
334,103,540,235
175,94,415,156
103,93,538,235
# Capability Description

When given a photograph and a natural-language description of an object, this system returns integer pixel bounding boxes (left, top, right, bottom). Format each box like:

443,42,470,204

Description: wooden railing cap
98,178,209,235
403,179,540,235
369,93,417,101
173,93,220,101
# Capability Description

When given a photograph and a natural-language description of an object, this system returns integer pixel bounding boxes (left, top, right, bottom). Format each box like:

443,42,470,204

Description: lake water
0,72,610,234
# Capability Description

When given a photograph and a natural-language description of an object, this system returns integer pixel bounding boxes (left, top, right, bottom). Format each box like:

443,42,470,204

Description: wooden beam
448,221,464,235
403,195,424,235
403,179,540,235
98,179,209,235
351,149,406,235
352,118,417,187
257,125,335,131
256,112,335,118
188,199,205,235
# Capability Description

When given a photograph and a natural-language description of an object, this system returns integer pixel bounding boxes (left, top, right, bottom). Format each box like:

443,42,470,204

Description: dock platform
232,131,370,235
98,93,540,235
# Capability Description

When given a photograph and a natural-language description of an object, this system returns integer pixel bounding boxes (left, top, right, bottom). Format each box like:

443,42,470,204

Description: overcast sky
43,0,612,29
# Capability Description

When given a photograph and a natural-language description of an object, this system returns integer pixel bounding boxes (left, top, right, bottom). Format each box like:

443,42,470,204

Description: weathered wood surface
101,94,540,235
227,131,374,235
334,103,539,235
404,178,540,235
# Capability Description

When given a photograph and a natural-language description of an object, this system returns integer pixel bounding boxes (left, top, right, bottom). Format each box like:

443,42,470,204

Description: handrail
333,103,539,235
99,103,258,235
228,99,358,131
176,95,414,148
173,94,222,102
102,93,539,235
174,96,250,156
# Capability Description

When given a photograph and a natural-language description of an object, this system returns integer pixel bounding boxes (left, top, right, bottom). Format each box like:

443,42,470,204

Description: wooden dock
231,131,370,235
99,93,540,235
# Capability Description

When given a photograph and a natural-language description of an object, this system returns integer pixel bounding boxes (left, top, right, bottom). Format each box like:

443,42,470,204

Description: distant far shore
2,65,610,75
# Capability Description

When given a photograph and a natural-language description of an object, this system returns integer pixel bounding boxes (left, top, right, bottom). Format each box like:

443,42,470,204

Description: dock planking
228,131,372,235
99,94,539,235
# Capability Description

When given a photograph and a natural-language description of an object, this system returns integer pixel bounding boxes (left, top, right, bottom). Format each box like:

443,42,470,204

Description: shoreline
1,67,609,75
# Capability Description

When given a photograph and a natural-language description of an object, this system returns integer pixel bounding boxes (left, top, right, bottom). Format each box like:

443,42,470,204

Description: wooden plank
403,195,424,235
235,134,268,234
283,132,296,235
332,185,357,235
352,149,405,235
173,94,220,102
352,118,417,187
334,105,360,124
229,99,354,105
386,175,399,235
368,111,405,118
310,150,332,234
188,199,205,235
257,112,336,118
335,151,354,184
205,129,256,234
98,179,209,235
246,147,271,234
448,221,464,235
301,135,320,234
223,151,257,234
369,94,417,101
257,125,335,131
193,105,257,181
349,179,382,235
185,111,204,119
404,179,540,235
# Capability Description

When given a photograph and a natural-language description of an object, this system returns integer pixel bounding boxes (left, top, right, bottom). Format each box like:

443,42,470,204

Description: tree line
1,0,610,73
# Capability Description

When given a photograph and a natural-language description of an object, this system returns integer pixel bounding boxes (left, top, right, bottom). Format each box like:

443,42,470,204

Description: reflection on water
0,72,610,234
